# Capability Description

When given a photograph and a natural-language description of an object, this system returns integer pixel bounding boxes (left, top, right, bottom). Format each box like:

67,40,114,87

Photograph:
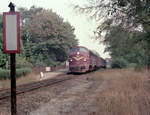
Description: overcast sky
0,0,110,58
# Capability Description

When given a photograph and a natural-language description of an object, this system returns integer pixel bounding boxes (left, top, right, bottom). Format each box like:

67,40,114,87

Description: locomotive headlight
70,59,73,62
83,58,87,61
77,52,80,55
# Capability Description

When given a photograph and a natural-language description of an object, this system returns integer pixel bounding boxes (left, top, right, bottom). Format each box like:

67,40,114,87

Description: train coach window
80,48,88,53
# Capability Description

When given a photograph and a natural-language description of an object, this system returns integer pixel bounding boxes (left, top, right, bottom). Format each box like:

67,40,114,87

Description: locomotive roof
74,46,100,57
90,50,100,57
75,46,89,50
71,46,105,60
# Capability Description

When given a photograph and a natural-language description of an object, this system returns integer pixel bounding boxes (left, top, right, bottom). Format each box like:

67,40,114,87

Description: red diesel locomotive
69,46,106,73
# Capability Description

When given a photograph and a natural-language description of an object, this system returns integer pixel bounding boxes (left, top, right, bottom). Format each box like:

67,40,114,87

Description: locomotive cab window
80,48,88,53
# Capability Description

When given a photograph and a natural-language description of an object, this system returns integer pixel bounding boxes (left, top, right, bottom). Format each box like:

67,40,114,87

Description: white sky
0,0,110,58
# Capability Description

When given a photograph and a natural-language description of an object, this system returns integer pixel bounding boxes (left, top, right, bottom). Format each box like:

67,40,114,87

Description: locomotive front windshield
70,47,88,54
71,47,79,53
79,47,88,53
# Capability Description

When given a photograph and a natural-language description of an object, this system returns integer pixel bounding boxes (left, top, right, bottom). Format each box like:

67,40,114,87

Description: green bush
16,68,32,77
0,68,32,80
16,56,33,68
0,69,10,79
128,63,137,68
111,58,128,68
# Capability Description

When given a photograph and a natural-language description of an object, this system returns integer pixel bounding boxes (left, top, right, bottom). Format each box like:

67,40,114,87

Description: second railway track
0,74,74,100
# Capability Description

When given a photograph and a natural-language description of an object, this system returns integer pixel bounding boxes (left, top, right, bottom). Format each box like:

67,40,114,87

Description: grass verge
0,72,38,89
96,69,150,115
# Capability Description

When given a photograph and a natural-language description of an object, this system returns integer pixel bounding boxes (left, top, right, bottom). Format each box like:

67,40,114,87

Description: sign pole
9,2,17,115
10,53,16,115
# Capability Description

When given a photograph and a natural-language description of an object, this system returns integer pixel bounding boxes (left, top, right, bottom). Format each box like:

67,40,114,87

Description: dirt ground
0,69,150,115
31,73,106,115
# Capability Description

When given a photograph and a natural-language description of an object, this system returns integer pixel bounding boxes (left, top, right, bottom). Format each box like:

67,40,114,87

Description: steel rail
0,75,73,100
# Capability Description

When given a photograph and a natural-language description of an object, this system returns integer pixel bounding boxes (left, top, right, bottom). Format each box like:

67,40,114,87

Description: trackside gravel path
31,79,107,115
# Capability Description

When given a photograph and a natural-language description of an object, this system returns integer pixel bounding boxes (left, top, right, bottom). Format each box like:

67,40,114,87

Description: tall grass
0,72,38,89
97,69,150,115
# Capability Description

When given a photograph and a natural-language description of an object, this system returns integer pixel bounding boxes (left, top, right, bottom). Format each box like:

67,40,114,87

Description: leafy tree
104,24,147,68
0,15,9,69
74,0,150,68
20,7,78,66
74,0,150,26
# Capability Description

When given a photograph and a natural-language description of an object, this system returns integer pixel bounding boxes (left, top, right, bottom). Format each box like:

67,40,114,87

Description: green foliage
104,25,148,68
16,68,32,77
0,68,31,80
16,55,32,68
0,15,9,69
20,6,78,66
0,69,10,79
75,0,150,68
111,58,128,68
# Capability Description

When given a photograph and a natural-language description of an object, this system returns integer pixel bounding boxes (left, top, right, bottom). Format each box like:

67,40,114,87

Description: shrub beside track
0,68,32,80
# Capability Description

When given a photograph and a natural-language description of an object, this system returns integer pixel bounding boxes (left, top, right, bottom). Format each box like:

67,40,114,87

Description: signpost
3,2,20,115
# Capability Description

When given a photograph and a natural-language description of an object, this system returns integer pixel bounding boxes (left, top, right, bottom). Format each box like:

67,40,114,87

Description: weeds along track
0,74,74,100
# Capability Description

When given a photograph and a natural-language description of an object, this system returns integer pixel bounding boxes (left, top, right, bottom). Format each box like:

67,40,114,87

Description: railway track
0,74,73,100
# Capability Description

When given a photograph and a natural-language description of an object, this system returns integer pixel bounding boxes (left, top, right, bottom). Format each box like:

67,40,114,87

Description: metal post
8,2,17,115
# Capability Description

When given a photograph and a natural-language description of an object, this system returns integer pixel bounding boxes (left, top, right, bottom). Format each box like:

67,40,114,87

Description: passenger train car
69,46,106,73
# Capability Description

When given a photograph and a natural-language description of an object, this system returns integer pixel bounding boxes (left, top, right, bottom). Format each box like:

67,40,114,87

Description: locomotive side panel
99,57,106,68
89,51,102,70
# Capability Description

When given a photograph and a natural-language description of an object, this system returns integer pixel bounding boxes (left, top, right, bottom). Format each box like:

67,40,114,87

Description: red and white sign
3,12,20,53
